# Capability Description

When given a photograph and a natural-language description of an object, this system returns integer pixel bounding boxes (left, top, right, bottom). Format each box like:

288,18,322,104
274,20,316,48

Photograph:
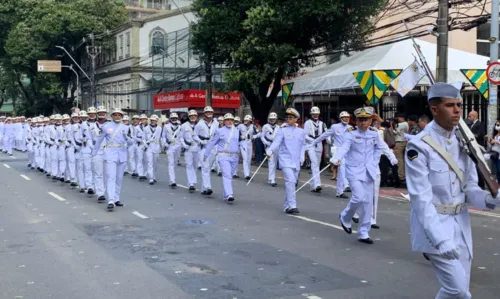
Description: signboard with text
153,89,241,110
37,60,62,73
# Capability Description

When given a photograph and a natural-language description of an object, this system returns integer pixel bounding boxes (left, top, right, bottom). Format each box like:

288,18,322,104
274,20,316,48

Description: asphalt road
1,151,500,299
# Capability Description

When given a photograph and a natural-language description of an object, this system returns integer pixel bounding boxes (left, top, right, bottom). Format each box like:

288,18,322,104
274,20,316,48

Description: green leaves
0,0,127,115
191,0,385,122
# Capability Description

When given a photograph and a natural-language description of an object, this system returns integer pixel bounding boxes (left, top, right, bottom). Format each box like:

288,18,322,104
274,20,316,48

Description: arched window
151,31,165,55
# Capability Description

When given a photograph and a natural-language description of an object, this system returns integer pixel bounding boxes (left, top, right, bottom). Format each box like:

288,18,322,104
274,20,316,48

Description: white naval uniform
406,120,494,299
333,127,391,239
267,124,306,210
162,123,182,184
55,124,67,178
195,119,218,191
304,119,326,190
244,124,261,177
90,122,107,197
127,124,138,175
78,122,94,189
64,123,76,183
261,123,280,184
233,123,248,177
134,124,147,178
144,124,162,182
26,125,34,166
180,121,199,187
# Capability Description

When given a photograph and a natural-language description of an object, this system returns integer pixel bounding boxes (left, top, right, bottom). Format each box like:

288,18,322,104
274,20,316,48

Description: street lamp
62,65,80,108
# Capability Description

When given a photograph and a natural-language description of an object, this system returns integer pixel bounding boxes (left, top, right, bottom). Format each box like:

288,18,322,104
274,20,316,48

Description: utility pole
205,59,213,106
436,0,449,82
488,0,499,138
86,33,101,108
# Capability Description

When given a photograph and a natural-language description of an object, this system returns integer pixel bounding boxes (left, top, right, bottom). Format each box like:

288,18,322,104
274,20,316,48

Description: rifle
404,21,499,197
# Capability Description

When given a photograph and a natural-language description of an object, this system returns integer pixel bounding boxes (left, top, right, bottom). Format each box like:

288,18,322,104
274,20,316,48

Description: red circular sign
487,62,500,84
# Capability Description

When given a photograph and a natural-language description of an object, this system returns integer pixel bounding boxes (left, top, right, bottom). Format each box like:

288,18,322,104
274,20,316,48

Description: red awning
153,89,241,110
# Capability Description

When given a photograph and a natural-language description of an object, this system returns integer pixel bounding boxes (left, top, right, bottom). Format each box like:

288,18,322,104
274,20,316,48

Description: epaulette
369,127,378,132
347,127,356,132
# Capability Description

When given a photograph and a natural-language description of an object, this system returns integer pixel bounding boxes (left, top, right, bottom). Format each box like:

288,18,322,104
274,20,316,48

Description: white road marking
176,184,189,189
48,192,66,202
3,164,10,168
10,156,16,159
20,175,31,181
303,295,323,299
132,211,149,219
290,215,358,233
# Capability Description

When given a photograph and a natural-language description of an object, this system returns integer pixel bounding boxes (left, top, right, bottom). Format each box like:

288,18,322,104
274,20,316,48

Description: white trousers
234,145,250,177
57,146,66,178
44,145,50,172
92,154,105,197
105,160,126,204
27,143,34,166
4,136,14,155
82,153,93,189
219,155,238,199
75,153,85,189
268,150,278,184
50,145,58,176
282,167,299,210
146,150,159,181
427,223,472,299
201,148,217,190
372,174,381,225
66,147,76,182
128,145,136,174
307,147,322,190
337,161,349,195
341,178,374,239
136,145,146,177
185,148,199,186
167,146,181,183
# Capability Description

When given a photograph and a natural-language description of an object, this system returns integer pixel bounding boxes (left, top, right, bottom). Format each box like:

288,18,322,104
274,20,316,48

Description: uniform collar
430,120,455,139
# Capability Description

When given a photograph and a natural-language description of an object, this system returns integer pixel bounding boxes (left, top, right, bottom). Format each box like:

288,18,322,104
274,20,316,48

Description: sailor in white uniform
303,106,326,193
261,112,280,186
406,82,500,299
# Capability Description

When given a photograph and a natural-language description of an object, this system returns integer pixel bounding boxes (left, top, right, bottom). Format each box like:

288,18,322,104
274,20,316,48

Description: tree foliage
191,0,386,122
0,0,127,115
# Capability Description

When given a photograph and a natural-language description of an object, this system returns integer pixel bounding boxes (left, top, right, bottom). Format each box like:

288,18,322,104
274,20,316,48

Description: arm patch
407,149,419,161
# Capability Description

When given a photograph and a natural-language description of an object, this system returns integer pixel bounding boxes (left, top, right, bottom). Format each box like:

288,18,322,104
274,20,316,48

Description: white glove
390,158,398,166
329,157,340,165
437,240,460,260
265,150,272,157
485,192,500,207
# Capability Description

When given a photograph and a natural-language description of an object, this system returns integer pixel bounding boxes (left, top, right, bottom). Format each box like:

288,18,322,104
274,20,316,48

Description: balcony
123,0,170,11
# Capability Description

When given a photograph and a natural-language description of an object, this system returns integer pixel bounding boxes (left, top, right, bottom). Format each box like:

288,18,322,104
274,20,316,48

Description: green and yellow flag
353,70,402,105
460,69,488,100
281,82,294,108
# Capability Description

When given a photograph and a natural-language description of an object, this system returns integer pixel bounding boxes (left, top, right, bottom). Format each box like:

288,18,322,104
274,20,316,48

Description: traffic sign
486,62,500,84
37,60,61,73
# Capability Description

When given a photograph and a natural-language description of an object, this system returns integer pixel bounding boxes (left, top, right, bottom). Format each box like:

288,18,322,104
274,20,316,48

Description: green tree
191,0,386,122
0,0,127,115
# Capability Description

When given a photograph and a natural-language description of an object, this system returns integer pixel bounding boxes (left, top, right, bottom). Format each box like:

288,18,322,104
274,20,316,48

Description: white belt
433,202,466,215
107,143,125,148
219,152,238,157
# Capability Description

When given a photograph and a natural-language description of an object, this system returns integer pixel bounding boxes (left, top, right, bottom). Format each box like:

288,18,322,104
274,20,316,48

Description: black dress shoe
79,188,85,193
336,193,348,198
227,196,235,202
285,208,293,214
132,173,138,177
344,187,351,192
371,224,380,229
52,176,58,180
115,201,123,207
70,182,77,187
233,175,239,179
271,183,277,187
352,217,359,224
107,203,114,210
87,188,95,195
59,177,65,182
339,215,352,234
149,181,155,185
139,176,147,180
244,176,251,181
201,190,208,195
358,238,374,244
65,180,71,183
170,183,177,188
189,186,195,192
153,179,157,183
98,196,106,201
206,189,213,195
218,172,222,177
211,169,216,173
27,164,31,168
289,208,300,214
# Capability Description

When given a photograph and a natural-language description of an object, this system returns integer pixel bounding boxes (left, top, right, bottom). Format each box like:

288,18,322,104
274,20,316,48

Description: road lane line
290,215,358,233
3,164,10,168
48,192,66,202
20,175,31,181
176,184,189,189
305,296,323,299
10,156,16,159
132,211,148,219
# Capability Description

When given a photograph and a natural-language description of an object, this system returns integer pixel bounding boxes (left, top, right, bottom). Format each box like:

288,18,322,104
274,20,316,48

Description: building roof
290,38,489,95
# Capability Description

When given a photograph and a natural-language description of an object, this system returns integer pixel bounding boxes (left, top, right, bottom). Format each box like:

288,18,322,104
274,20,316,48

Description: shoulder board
347,127,356,132
369,127,378,132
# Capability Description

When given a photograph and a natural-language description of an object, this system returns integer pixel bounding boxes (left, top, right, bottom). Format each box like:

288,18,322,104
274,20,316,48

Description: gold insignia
369,127,378,131
348,127,356,131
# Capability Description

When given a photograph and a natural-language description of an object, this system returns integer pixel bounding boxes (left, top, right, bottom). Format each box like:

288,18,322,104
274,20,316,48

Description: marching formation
3,83,500,298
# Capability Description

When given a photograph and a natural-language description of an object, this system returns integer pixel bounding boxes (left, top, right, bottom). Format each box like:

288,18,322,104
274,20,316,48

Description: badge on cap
407,149,418,161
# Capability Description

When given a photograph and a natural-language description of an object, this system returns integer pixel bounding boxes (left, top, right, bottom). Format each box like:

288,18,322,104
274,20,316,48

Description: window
126,32,131,58
151,31,165,55
119,35,124,59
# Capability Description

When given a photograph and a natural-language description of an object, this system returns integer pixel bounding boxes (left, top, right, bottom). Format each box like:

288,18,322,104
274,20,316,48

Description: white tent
290,39,489,95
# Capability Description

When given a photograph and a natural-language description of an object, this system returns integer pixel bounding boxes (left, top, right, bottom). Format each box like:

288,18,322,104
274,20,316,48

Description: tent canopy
290,39,489,95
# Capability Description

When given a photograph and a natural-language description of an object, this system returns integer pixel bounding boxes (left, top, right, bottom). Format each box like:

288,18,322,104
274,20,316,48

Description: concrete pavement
1,151,500,299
